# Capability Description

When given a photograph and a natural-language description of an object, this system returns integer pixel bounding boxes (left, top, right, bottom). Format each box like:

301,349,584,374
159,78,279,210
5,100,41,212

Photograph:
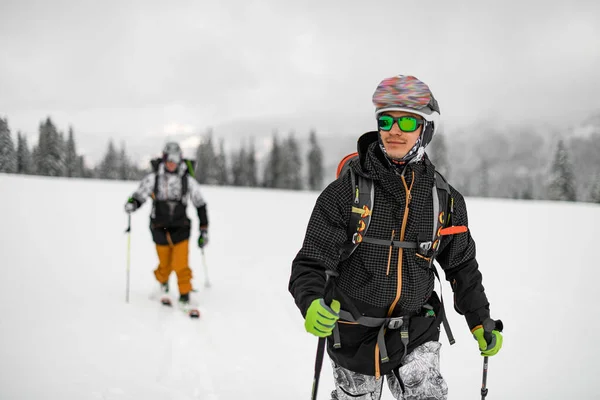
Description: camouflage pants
330,342,448,400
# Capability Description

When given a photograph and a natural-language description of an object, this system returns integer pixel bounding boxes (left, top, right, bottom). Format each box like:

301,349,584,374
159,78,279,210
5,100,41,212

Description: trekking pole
311,270,338,400
480,318,503,399
201,248,211,288
311,336,326,400
125,214,132,303
481,356,489,399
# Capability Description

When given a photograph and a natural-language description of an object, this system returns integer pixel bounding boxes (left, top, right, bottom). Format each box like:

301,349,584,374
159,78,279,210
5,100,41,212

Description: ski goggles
163,150,182,164
377,115,424,132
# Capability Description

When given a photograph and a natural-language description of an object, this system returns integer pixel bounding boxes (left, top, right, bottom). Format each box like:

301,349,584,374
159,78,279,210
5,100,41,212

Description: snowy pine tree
231,140,258,187
307,129,324,191
547,140,577,201
196,130,217,185
31,145,39,175
16,132,33,174
98,140,120,180
65,126,79,177
263,132,283,188
281,132,302,190
479,159,490,198
35,117,65,176
521,178,534,200
231,145,247,186
0,118,17,173
118,143,132,180
588,173,600,204
214,138,229,185
247,139,258,187
78,155,92,178
58,130,66,171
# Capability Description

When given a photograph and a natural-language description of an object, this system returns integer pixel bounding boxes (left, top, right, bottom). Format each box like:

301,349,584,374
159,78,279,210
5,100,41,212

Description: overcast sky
1,0,600,163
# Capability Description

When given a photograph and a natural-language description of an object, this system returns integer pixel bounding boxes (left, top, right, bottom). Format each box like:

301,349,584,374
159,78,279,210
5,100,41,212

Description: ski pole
201,248,211,288
125,214,131,303
312,336,326,400
481,356,489,399
480,318,503,399
311,270,338,400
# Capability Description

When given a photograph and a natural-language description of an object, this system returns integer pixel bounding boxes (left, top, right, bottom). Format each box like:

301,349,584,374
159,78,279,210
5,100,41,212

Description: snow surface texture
0,173,599,399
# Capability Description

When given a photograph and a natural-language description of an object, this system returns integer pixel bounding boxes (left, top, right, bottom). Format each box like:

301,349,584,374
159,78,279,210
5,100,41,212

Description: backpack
336,152,466,264
150,158,196,202
334,151,468,347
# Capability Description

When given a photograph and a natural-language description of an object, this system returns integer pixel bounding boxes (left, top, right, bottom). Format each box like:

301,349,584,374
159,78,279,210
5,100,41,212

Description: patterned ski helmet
162,142,182,164
372,75,440,146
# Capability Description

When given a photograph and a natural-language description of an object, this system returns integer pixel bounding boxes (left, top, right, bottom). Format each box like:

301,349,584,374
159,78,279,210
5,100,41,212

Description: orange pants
154,239,193,295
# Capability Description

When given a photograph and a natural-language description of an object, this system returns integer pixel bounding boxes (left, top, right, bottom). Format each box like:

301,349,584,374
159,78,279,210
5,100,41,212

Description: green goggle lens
377,115,421,132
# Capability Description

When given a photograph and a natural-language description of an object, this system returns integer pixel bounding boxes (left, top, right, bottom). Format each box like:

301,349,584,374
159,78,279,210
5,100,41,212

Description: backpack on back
150,158,196,201
334,151,469,347
335,153,465,263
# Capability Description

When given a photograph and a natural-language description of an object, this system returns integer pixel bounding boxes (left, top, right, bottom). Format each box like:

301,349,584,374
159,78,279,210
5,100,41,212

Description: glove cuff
470,324,483,334
465,306,491,330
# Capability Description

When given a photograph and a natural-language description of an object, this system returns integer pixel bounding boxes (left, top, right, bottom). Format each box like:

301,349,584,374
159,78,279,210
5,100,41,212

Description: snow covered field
1,173,599,399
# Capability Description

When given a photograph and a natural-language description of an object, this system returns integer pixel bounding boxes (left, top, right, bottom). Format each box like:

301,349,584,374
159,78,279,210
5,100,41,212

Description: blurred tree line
1,113,598,202
0,117,145,180
0,116,325,191
194,128,323,190
427,122,600,203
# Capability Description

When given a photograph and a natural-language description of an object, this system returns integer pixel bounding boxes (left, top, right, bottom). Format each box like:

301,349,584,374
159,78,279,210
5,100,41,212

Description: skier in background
125,142,209,308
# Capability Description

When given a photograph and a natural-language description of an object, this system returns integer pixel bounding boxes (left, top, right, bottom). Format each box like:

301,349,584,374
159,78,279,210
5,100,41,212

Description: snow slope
0,173,599,399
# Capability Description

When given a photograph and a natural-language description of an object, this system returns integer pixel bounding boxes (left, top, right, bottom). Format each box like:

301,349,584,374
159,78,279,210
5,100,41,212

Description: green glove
304,298,341,338
124,197,139,213
198,229,208,248
472,318,503,356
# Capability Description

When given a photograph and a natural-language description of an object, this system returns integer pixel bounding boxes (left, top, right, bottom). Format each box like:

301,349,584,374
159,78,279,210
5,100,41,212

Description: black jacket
289,132,490,375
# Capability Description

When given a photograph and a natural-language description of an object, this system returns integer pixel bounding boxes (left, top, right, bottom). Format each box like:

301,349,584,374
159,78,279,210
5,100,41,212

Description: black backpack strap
338,169,374,262
433,171,451,244
152,161,160,202
423,171,456,345
360,237,418,248
431,265,456,345
181,170,189,199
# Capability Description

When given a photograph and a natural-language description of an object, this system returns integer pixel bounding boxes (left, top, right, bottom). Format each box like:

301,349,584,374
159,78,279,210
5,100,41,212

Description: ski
159,295,200,319
179,300,201,319
160,295,172,306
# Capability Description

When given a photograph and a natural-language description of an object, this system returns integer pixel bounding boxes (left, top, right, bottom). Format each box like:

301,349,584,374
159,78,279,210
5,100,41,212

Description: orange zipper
374,171,414,379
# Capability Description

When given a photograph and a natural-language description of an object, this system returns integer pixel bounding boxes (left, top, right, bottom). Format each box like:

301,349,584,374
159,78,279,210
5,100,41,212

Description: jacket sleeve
288,175,352,317
435,187,490,330
131,172,156,205
187,176,208,228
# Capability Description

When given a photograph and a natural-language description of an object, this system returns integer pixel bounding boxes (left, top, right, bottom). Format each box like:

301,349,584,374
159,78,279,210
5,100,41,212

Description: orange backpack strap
336,152,358,179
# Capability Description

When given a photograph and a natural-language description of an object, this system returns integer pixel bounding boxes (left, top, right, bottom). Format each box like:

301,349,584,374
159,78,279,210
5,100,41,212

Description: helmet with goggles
372,75,440,148
162,142,182,164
